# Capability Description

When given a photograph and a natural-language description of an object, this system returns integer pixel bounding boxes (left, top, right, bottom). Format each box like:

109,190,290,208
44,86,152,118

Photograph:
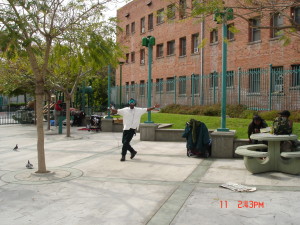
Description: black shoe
130,151,137,159
120,156,125,161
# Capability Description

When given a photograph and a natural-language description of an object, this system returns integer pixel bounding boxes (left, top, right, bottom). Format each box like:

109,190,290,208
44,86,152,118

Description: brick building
115,0,300,110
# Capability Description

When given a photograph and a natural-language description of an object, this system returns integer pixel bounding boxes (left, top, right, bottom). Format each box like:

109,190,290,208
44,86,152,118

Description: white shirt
117,107,147,130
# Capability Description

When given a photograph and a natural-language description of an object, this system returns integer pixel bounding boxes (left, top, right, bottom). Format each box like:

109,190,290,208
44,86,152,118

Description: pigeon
26,160,33,169
13,144,18,151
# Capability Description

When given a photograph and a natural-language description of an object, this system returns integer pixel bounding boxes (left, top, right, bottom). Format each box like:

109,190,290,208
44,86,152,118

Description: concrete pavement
1,124,300,225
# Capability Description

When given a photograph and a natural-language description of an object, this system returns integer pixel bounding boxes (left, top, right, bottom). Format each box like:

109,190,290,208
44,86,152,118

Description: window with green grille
166,77,175,92
139,80,145,96
210,72,218,88
191,75,200,94
155,78,163,92
271,66,283,93
249,68,261,93
291,65,300,87
179,76,186,94
227,71,234,87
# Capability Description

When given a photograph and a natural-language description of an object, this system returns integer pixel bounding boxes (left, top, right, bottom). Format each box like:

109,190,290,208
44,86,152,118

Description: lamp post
214,8,233,132
119,61,124,108
142,35,155,123
106,65,112,119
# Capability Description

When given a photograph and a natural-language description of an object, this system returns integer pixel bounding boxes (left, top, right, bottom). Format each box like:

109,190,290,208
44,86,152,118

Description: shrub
259,110,279,121
239,110,257,119
160,104,182,113
203,104,221,116
226,104,248,118
290,111,300,123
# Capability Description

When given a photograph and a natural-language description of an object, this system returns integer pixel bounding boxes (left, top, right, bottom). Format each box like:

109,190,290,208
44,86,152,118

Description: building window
179,76,186,94
210,72,218,88
166,77,175,92
227,71,234,87
126,82,129,93
271,66,284,93
140,49,145,64
125,53,129,63
167,40,175,55
179,0,187,19
141,17,145,33
192,33,199,53
156,44,164,58
271,13,284,38
157,8,164,24
291,65,300,87
126,24,130,35
156,78,163,92
148,13,153,30
248,68,260,93
227,23,234,40
131,81,135,92
249,18,261,42
131,22,135,33
292,7,300,24
131,52,135,63
191,75,200,94
210,29,218,43
179,37,186,56
167,4,176,20
140,80,145,96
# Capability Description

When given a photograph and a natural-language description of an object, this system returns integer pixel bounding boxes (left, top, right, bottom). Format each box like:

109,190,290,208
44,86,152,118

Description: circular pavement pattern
1,167,83,185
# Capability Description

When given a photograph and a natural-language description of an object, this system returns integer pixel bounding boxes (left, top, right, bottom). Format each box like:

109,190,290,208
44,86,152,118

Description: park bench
235,144,269,158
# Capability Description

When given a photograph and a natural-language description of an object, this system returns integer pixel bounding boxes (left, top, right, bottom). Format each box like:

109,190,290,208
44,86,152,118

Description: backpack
273,117,292,135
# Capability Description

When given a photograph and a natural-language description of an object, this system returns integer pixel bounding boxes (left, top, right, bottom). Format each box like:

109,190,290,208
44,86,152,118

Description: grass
140,112,300,139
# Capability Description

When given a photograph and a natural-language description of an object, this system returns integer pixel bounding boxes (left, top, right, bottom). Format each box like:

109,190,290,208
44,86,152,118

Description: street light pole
106,64,112,119
214,7,233,132
119,62,124,108
217,21,229,132
142,35,155,123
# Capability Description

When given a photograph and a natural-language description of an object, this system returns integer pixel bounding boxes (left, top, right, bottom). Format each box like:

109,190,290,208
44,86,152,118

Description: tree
0,0,119,173
48,35,121,137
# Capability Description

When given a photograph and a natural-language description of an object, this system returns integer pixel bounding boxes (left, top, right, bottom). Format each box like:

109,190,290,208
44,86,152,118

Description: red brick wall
116,0,300,85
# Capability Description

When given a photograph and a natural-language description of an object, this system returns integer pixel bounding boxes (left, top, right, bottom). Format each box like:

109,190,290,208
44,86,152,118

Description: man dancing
110,98,159,161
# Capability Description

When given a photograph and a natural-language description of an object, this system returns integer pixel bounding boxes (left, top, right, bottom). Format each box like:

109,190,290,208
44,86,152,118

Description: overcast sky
105,0,130,19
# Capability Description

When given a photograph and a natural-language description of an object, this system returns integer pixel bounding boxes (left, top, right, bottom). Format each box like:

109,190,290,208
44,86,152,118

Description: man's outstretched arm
147,104,160,112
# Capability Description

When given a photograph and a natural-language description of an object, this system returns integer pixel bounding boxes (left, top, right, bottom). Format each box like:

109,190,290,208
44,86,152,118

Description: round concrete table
246,133,300,174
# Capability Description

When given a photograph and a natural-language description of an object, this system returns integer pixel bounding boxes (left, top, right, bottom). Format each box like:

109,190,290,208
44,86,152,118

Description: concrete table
243,133,300,175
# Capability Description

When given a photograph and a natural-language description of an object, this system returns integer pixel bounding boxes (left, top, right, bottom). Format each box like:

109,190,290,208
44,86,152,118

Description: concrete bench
235,144,269,158
281,151,300,158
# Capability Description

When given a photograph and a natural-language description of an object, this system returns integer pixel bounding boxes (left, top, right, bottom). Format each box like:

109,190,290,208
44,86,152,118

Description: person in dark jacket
248,115,268,144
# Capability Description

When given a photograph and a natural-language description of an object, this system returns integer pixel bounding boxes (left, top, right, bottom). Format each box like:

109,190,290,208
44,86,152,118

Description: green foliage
140,113,300,139
258,110,280,121
160,104,300,123
226,104,247,118
203,104,221,116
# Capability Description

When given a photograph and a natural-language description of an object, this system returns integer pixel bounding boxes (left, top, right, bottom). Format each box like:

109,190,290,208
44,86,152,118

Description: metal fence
0,111,35,125
111,65,300,110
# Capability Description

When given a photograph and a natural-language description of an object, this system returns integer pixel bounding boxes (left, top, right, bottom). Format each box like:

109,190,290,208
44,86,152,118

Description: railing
0,110,34,125
111,66,300,111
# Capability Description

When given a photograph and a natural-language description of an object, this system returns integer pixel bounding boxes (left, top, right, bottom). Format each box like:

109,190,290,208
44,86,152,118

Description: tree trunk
65,93,71,137
66,94,71,137
35,85,48,173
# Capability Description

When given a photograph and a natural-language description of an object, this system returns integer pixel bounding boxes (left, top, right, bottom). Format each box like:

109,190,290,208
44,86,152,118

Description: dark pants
122,129,136,156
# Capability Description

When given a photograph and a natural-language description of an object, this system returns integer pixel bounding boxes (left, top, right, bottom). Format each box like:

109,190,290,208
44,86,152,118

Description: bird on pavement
26,160,33,169
13,144,18,151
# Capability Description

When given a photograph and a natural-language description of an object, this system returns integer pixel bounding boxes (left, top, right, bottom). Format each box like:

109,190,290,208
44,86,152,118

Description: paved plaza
1,124,300,225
